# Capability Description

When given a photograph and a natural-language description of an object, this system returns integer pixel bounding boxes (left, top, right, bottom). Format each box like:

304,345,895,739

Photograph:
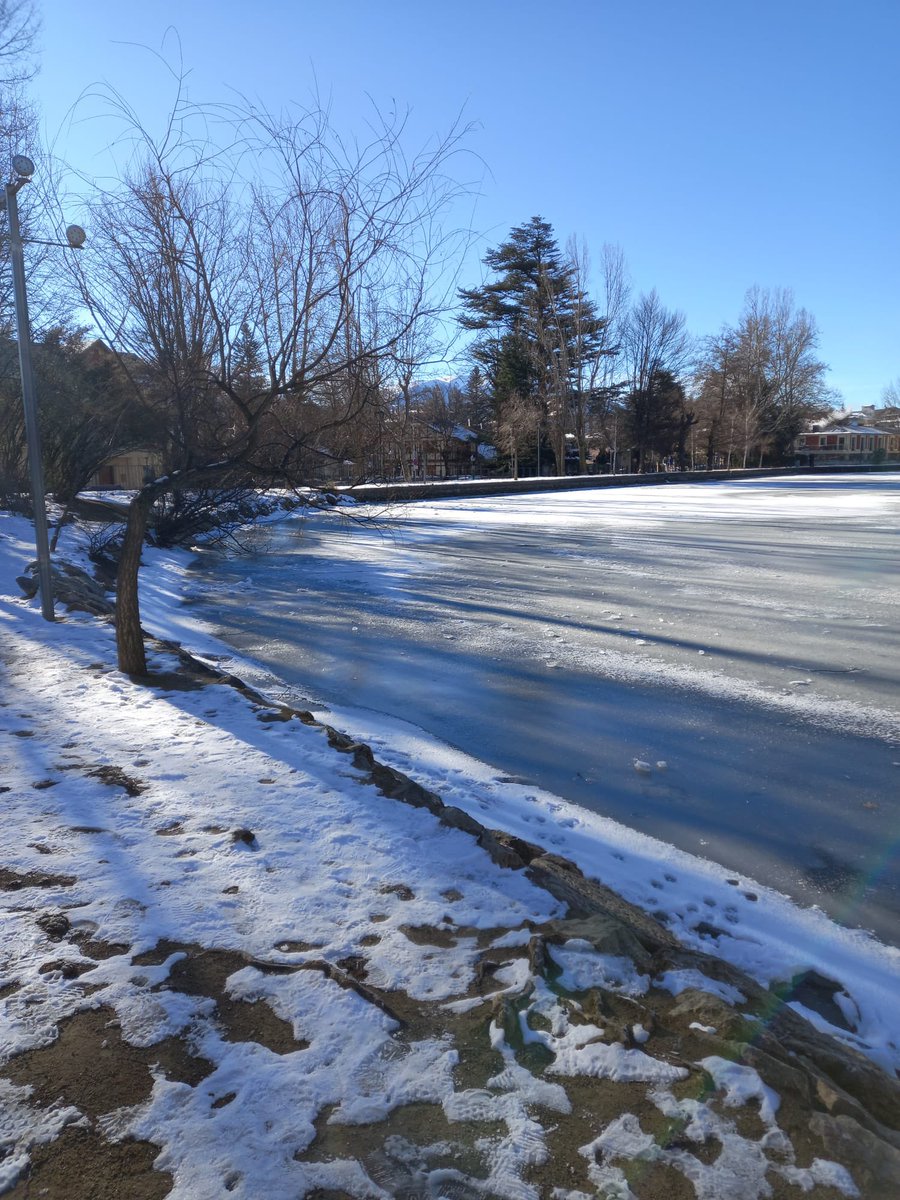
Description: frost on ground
2,508,900,1198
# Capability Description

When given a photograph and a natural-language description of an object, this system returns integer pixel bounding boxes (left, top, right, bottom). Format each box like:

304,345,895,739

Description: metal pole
6,180,54,620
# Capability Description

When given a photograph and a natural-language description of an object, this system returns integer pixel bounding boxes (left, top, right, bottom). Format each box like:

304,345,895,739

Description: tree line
456,216,839,476
0,210,844,509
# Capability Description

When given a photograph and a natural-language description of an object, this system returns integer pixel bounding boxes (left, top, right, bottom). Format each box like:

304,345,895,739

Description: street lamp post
3,155,86,622
5,157,54,619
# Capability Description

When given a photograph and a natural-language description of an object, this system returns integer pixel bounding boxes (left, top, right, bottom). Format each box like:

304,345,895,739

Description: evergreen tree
231,321,268,400
459,217,608,473
462,366,492,434
623,368,692,472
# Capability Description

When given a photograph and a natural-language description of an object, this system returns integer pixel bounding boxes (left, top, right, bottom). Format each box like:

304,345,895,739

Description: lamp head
12,154,35,180
65,225,87,249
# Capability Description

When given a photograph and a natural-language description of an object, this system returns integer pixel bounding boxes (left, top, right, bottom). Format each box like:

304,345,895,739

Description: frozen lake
189,475,900,943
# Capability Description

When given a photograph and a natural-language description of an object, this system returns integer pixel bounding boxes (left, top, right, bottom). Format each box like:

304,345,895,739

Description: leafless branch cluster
694,287,832,468
60,70,473,672
0,0,37,86
70,78,471,480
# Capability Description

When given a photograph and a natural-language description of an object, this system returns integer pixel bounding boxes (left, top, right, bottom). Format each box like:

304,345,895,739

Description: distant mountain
409,375,464,399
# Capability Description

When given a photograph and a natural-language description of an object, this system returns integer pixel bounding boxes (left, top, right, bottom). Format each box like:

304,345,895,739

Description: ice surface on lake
175,475,900,943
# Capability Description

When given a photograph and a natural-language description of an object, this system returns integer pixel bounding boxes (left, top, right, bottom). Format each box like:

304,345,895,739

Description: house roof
805,424,892,436
422,420,479,442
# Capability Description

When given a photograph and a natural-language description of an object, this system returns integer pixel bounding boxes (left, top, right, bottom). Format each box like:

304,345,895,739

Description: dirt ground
3,656,899,1198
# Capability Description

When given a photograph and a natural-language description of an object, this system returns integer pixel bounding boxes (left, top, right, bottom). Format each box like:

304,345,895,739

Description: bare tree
766,290,833,457
564,239,629,471
0,1,84,505
693,327,740,468
496,391,539,479
383,296,440,480
882,378,900,408
0,0,37,84
0,0,43,325
589,244,631,470
596,242,630,389
730,288,831,465
70,78,471,673
621,290,693,470
878,380,900,434
558,240,592,472
693,288,833,468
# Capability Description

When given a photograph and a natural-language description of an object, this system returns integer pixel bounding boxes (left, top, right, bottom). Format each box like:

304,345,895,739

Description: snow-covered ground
2,480,899,1198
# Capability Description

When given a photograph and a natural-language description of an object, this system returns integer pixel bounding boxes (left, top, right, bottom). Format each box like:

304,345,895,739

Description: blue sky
36,0,899,404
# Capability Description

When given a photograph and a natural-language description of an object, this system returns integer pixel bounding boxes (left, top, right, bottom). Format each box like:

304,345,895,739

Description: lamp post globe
12,154,34,179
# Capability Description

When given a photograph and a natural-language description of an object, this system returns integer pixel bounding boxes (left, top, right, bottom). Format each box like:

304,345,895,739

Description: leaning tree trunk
114,463,237,674
115,488,156,675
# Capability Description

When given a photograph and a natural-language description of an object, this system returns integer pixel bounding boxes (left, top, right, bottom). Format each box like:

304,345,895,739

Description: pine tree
459,217,608,474
462,366,492,434
231,322,267,400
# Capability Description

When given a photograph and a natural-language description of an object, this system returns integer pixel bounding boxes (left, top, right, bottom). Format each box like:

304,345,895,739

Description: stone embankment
337,463,900,504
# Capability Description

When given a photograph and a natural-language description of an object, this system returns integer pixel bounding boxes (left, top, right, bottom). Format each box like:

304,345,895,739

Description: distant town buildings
795,405,900,465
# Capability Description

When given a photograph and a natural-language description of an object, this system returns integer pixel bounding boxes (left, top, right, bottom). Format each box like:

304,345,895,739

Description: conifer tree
459,217,608,474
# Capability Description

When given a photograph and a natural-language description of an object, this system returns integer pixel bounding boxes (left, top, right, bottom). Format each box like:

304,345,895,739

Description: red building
795,424,900,464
